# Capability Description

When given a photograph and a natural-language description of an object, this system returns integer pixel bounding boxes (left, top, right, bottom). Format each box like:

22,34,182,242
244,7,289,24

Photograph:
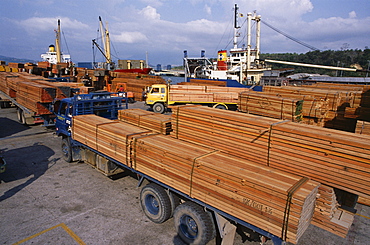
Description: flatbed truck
54,92,284,245
145,84,250,114
0,90,56,126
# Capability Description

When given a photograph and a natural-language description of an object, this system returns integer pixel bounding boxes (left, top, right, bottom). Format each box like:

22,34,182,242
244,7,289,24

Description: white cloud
349,11,357,19
112,31,148,43
139,6,161,20
16,17,89,33
204,4,211,15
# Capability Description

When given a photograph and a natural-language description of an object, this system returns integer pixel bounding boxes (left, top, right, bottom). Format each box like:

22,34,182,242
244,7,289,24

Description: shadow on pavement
0,117,30,138
0,143,59,201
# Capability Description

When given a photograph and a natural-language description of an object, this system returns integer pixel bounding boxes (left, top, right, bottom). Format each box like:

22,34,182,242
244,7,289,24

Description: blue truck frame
54,91,284,245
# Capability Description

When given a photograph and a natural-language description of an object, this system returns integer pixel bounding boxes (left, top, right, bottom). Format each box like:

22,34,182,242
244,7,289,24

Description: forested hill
260,48,370,77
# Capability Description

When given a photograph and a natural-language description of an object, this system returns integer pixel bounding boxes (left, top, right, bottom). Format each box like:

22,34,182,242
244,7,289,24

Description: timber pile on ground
265,84,370,132
72,114,321,244
306,83,370,125
238,91,303,122
118,109,172,135
110,72,166,101
171,105,370,199
311,185,354,237
169,84,249,103
355,120,370,135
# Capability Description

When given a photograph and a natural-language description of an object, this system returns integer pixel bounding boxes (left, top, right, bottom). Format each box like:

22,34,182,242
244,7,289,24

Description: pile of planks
238,91,303,122
169,85,249,103
72,114,152,166
0,72,82,115
355,120,370,135
299,83,370,131
118,109,172,135
73,114,320,244
311,185,354,238
111,73,166,101
171,105,370,199
178,78,227,87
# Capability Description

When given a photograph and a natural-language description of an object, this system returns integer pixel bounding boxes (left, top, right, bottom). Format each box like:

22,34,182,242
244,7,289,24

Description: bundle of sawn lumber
72,113,320,244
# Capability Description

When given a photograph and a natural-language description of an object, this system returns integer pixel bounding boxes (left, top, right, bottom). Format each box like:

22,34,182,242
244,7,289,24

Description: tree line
260,48,370,77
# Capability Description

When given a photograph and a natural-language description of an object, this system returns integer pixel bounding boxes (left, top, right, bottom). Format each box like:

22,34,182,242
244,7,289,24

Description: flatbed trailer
54,92,285,244
64,137,285,245
0,90,55,125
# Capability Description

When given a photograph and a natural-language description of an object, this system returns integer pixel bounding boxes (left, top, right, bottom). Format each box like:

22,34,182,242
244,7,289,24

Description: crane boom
264,59,357,72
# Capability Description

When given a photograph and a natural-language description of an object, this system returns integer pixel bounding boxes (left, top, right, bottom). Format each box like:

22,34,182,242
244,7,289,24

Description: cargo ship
40,20,71,65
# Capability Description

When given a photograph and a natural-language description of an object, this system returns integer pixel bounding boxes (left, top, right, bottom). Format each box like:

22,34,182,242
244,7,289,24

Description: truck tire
140,183,172,223
17,108,25,124
214,104,227,110
152,103,165,114
173,202,215,245
62,138,73,163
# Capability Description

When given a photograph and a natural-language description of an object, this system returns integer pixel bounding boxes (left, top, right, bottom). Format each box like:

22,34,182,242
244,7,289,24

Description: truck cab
145,84,168,113
54,92,125,137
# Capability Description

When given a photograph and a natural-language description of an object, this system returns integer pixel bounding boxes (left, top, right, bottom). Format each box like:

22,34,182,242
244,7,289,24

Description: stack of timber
132,134,320,244
0,72,83,115
72,114,321,243
171,105,370,199
169,85,249,103
238,91,303,122
110,72,166,101
118,109,172,135
178,78,227,87
0,73,17,97
311,185,354,237
355,120,370,135
300,83,370,130
72,114,151,166
262,85,365,132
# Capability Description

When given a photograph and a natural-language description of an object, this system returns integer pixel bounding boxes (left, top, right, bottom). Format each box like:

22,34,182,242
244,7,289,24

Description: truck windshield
151,88,159,93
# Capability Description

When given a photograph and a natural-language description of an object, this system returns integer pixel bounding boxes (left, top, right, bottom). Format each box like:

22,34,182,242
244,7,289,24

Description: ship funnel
217,50,227,70
49,45,55,52
201,50,205,57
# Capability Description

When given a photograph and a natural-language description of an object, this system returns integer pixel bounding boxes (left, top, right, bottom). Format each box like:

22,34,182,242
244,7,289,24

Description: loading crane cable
260,19,320,51
61,30,71,59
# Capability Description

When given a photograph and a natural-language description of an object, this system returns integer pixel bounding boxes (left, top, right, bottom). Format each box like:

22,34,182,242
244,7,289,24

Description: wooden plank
171,105,370,198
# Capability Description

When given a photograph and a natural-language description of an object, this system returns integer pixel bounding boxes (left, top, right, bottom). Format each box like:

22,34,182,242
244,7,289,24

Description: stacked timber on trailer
238,91,304,122
178,78,227,87
0,72,82,115
110,72,166,101
168,85,250,103
72,114,321,244
118,109,172,135
171,105,370,199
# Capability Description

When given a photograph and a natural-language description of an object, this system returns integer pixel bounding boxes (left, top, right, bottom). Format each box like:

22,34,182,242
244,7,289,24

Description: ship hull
114,68,152,74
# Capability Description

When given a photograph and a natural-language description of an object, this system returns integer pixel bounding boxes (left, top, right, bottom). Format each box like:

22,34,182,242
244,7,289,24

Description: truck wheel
174,202,215,245
17,108,25,124
140,183,172,223
214,104,227,110
153,103,165,114
62,138,73,163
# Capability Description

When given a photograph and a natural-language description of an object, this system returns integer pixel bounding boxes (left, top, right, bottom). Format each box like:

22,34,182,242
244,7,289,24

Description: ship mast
233,4,240,50
99,16,112,66
55,19,62,63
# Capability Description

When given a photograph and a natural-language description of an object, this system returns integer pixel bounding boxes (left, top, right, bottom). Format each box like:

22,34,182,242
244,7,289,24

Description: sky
0,0,369,67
